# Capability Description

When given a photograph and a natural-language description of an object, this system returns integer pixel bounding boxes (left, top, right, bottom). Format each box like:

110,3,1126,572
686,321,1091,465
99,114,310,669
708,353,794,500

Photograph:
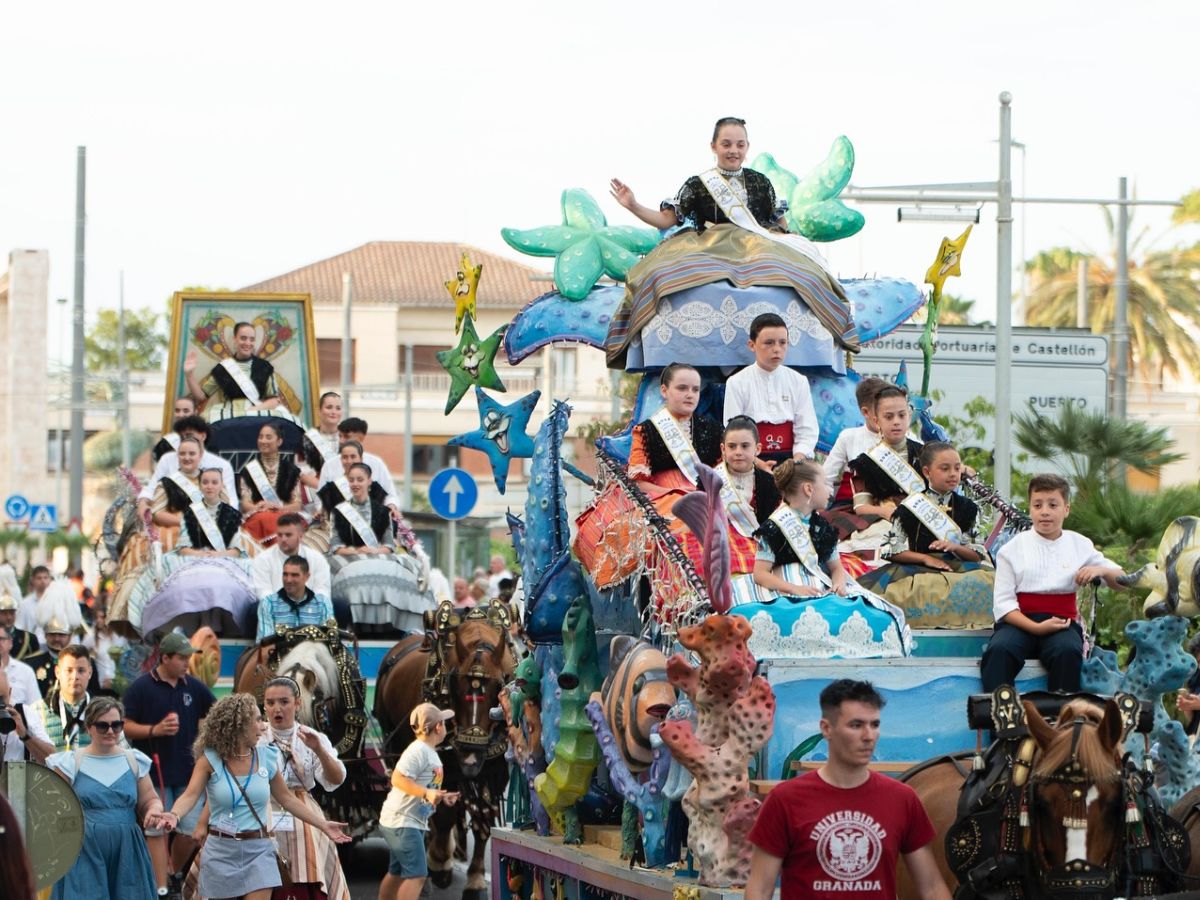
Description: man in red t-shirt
745,679,950,900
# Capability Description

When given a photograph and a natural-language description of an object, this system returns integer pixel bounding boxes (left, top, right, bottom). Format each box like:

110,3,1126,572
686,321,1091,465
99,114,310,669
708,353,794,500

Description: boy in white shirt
723,313,819,469
981,474,1124,693
822,375,889,498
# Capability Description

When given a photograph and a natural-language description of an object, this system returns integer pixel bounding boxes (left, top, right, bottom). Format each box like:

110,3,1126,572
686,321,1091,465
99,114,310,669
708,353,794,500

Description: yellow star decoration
923,224,973,295
445,252,483,333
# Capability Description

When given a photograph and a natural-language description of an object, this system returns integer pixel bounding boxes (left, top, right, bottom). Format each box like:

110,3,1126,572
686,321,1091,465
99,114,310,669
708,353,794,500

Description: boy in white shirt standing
981,474,1124,693
723,313,819,469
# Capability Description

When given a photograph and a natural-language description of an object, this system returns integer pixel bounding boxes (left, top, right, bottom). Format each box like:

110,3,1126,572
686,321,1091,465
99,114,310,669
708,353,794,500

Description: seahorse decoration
533,593,601,843
512,400,590,644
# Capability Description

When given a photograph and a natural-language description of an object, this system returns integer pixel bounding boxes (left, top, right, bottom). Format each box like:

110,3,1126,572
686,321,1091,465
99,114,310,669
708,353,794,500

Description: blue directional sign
28,504,58,533
429,468,478,520
4,494,29,521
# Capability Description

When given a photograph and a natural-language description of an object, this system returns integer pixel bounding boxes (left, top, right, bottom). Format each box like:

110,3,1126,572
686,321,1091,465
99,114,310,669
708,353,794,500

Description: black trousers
981,616,1083,693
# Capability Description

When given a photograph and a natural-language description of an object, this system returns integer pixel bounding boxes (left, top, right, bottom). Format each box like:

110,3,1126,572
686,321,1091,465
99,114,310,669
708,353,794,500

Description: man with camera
0,667,53,763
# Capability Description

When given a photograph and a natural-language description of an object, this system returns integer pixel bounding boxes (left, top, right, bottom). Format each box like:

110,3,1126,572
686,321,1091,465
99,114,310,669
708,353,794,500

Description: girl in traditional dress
717,417,781,602
178,468,246,558
239,421,302,547
298,391,344,491
150,436,206,530
327,464,427,633
606,117,857,367
857,442,995,629
147,693,350,900
749,459,911,657
261,676,351,900
47,697,161,900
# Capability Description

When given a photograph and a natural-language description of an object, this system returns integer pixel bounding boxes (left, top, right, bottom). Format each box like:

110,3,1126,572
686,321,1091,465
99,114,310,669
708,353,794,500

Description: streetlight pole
117,271,131,468
1113,176,1130,420
994,93,1015,498
69,147,86,526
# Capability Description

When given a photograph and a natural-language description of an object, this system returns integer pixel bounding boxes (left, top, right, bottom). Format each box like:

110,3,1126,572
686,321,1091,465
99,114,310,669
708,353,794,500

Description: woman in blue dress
47,696,161,900
147,692,350,900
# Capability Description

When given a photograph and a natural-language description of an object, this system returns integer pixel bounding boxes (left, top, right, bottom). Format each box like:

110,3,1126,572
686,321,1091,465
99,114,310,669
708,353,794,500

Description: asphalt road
345,834,487,900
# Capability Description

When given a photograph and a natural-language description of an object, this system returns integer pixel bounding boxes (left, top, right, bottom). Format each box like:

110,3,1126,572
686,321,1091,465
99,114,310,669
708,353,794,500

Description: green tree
1023,199,1200,383
1012,403,1182,496
909,292,985,326
85,308,166,371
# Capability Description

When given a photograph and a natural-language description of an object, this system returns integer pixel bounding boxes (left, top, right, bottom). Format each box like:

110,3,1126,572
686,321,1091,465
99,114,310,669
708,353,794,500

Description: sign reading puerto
4,494,30,521
429,468,478,520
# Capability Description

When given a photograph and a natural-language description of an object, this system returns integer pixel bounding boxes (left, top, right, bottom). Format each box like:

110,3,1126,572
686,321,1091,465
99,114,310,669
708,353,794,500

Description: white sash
305,428,338,465
188,502,227,551
866,442,925,497
900,493,964,544
769,506,831,588
219,357,261,405
244,459,281,505
168,471,203,505
333,476,352,501
714,462,759,538
650,407,701,486
335,501,380,549
164,433,181,451
698,168,831,271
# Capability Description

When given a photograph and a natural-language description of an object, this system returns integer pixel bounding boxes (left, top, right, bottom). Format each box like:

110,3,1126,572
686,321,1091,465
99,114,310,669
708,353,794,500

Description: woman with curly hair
145,692,350,900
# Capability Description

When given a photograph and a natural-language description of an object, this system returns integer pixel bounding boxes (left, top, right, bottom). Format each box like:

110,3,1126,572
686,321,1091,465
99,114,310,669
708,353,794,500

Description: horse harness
265,623,368,756
946,685,1190,899
421,600,514,762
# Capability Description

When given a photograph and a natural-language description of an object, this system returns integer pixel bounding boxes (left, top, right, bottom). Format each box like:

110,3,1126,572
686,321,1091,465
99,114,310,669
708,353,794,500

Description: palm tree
1024,199,1200,384
909,292,982,326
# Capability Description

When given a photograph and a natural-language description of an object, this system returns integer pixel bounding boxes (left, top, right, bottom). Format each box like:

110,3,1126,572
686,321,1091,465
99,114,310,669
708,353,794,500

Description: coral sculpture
500,655,549,834
659,615,776,887
1082,615,1197,804
533,594,601,843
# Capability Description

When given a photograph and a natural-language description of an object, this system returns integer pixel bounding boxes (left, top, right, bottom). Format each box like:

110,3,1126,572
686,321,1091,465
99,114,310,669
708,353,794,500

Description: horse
902,695,1189,899
374,600,516,900
1168,785,1200,883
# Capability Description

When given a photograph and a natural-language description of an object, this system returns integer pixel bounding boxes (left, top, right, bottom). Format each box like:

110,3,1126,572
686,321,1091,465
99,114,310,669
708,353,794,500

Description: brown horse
374,601,515,900
901,698,1136,899
1169,785,1200,882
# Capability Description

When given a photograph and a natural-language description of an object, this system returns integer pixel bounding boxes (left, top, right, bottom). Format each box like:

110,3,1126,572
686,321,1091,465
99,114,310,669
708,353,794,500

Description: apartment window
317,339,356,385
412,444,450,475
552,347,577,394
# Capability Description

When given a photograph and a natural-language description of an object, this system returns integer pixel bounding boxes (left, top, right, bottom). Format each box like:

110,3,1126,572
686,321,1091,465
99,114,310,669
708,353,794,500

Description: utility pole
1113,177,1130,420
403,343,414,511
1076,258,1088,328
340,273,353,416
69,147,86,525
993,93,1014,499
117,271,131,468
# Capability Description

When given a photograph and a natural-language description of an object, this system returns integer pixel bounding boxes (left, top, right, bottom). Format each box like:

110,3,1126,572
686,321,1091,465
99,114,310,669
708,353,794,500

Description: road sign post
28,504,58,534
429,468,478,521
4,495,30,522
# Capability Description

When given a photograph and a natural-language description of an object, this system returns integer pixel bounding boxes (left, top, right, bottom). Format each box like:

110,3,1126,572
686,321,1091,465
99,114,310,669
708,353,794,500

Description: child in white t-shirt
378,703,459,900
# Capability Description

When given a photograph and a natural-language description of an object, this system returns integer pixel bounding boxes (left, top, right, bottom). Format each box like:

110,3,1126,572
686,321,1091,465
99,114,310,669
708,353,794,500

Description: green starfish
501,188,660,300
752,136,864,242
436,313,507,414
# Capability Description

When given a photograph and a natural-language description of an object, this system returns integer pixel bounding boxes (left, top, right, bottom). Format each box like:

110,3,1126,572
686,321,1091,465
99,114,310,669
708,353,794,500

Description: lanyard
222,749,257,814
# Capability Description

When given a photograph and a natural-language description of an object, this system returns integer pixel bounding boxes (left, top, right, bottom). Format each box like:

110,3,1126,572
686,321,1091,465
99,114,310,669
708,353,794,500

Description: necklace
233,749,253,758
719,166,744,177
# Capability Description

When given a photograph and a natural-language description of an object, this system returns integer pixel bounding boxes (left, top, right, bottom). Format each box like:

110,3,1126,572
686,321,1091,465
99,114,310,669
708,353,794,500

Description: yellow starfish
445,252,483,333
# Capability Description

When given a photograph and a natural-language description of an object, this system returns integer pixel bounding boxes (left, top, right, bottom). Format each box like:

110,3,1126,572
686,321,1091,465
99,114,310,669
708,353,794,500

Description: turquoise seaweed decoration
751,136,864,242
1082,615,1197,805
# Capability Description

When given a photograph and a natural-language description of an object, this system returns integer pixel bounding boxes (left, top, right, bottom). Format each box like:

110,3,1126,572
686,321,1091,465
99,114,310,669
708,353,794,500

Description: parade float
76,130,1200,900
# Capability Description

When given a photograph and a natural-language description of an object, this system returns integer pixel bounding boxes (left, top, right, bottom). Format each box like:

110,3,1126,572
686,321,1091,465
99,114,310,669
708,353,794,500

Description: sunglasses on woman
93,720,124,733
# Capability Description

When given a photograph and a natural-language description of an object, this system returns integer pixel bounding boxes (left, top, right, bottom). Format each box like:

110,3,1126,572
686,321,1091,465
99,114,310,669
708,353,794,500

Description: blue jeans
379,825,428,878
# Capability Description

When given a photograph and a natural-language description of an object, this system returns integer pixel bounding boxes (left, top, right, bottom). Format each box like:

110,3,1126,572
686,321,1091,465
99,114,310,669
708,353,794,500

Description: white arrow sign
443,474,464,515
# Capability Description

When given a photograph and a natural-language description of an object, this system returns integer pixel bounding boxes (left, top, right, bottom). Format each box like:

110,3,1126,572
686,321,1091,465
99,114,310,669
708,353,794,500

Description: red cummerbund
757,421,793,458
1017,591,1077,618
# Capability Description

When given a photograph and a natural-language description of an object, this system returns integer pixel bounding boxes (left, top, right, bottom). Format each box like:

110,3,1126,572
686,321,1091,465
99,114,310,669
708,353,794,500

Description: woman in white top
261,675,350,900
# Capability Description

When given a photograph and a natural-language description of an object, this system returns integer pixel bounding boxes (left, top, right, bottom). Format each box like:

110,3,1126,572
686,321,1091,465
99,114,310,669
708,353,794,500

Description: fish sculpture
1119,516,1200,618
672,464,733,614
600,637,677,774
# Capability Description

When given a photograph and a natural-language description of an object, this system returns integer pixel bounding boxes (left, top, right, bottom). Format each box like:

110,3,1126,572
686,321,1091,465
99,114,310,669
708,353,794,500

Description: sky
3,1,1198,361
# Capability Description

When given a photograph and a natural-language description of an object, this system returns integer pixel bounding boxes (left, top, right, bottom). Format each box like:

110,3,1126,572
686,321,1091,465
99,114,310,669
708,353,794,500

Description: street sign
4,494,29,521
855,325,1110,448
429,468,478,520
28,504,58,534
